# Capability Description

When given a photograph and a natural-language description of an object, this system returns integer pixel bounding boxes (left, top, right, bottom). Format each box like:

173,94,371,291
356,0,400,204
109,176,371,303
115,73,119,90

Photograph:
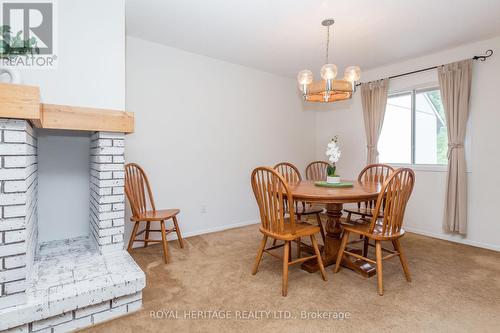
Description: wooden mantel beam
40,104,134,133
0,83,134,133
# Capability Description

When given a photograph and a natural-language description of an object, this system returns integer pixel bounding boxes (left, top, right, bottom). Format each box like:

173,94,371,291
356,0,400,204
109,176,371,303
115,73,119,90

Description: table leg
301,203,376,277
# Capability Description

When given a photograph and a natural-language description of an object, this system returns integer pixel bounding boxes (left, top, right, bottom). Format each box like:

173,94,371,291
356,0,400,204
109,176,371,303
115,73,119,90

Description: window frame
380,86,449,171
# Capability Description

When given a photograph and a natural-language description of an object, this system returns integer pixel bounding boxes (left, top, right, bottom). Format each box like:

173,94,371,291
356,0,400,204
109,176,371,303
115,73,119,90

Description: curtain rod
356,49,493,86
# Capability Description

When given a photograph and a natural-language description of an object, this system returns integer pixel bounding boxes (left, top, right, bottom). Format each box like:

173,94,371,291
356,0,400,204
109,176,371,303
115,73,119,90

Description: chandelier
297,19,361,103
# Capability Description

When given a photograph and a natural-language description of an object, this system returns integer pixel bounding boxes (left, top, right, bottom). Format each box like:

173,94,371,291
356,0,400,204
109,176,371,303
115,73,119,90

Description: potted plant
325,136,341,184
0,25,39,84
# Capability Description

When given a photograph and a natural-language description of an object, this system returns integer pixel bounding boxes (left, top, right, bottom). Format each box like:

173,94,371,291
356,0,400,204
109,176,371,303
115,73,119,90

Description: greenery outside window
378,87,448,165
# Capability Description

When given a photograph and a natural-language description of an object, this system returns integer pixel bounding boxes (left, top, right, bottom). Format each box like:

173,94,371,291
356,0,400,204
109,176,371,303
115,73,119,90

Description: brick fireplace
0,119,145,332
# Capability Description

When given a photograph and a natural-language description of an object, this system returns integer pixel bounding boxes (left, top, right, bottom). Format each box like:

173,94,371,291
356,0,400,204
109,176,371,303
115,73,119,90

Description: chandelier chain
325,25,329,63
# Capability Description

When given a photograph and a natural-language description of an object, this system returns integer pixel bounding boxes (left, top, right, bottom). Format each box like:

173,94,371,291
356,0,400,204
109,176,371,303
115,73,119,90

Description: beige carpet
80,221,500,333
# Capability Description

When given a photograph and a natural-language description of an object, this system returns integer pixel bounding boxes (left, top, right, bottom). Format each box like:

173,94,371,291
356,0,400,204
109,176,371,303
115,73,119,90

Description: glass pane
378,93,412,164
415,89,448,164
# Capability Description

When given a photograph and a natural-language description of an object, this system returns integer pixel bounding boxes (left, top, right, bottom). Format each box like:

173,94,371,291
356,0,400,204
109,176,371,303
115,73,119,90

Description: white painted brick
90,178,124,188
3,254,26,269
0,242,26,256
112,155,124,163
4,324,29,332
4,180,27,193
74,301,110,319
112,187,124,195
98,236,112,245
0,120,27,131
0,144,35,156
91,163,124,172
0,267,26,283
52,315,92,333
111,292,142,308
112,234,123,243
0,218,25,231
113,171,124,179
91,132,125,140
92,304,127,324
112,219,124,227
90,169,112,180
90,139,112,148
31,312,72,331
96,204,112,213
4,279,26,294
99,243,124,254
4,205,27,218
3,131,26,143
98,195,124,205
0,292,26,310
3,156,29,168
4,229,26,243
96,210,124,221
112,140,124,147
90,155,112,163
90,183,112,196
112,203,124,211
0,193,26,205
90,147,124,156
127,299,142,313
98,226,123,237
0,168,26,181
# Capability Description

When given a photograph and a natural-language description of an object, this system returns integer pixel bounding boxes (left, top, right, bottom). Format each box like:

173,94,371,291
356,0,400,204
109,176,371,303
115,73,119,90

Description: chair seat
341,218,405,240
131,208,180,221
260,220,321,241
294,203,324,215
343,206,383,218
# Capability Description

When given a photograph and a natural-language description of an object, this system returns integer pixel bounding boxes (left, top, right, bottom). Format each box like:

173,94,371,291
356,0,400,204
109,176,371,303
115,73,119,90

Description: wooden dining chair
305,160,330,181
124,163,184,264
334,168,415,295
344,163,395,223
273,162,325,243
251,167,327,296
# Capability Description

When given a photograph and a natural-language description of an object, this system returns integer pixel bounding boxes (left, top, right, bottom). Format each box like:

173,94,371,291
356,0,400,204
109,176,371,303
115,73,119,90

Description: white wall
37,130,91,243
125,36,316,242
18,0,126,109
312,36,500,251
20,0,126,242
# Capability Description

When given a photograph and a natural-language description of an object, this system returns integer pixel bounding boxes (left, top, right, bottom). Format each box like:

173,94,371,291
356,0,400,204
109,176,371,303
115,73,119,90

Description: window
378,88,448,165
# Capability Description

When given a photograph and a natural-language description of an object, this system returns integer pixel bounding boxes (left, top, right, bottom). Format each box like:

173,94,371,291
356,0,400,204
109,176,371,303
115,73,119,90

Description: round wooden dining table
288,180,381,277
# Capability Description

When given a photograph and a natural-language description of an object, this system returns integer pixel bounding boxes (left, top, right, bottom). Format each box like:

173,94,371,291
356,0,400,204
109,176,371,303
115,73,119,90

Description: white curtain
438,59,472,235
361,79,389,164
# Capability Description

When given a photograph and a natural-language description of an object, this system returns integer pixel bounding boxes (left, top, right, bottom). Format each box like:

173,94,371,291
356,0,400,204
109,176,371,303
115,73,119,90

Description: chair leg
315,213,326,244
363,236,369,257
375,240,384,295
310,234,327,281
334,231,350,273
172,216,184,248
252,235,268,275
282,241,290,297
144,221,151,248
297,237,301,258
127,222,139,251
272,239,278,246
160,220,170,264
393,239,411,282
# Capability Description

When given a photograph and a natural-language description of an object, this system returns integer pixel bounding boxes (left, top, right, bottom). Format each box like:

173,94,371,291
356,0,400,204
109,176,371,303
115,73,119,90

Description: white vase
0,67,22,84
327,176,341,184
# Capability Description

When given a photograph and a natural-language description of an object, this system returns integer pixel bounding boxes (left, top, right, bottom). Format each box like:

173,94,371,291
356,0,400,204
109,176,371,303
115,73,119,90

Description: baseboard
131,219,260,248
405,226,500,252
179,219,261,239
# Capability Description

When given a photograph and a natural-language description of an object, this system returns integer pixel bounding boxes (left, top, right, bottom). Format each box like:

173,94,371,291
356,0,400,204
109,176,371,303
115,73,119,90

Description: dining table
287,179,382,277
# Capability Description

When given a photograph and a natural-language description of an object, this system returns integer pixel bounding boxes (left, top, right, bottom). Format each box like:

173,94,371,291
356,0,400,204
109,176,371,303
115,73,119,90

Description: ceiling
126,0,500,78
